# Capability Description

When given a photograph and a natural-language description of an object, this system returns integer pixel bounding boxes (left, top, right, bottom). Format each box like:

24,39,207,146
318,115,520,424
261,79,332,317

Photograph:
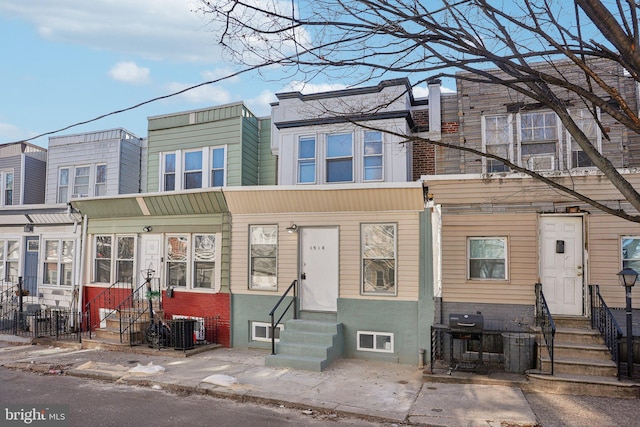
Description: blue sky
0,0,429,149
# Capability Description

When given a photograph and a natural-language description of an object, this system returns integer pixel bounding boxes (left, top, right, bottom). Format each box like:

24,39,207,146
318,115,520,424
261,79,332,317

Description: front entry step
265,319,343,372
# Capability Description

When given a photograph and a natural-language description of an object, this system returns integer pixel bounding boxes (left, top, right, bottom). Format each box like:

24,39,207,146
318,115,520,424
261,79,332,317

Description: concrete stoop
529,316,639,398
265,319,344,372
91,308,149,345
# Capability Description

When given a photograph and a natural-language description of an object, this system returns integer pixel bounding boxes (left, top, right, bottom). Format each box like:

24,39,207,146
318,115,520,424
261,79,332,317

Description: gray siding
119,139,142,194
23,156,46,204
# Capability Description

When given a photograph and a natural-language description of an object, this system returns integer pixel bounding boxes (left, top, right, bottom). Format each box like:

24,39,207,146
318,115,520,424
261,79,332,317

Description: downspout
77,214,88,319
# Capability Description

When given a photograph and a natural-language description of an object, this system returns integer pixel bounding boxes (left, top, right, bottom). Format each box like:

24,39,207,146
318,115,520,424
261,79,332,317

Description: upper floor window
184,151,203,189
249,225,278,290
74,166,90,197
297,136,316,184
43,239,74,286
468,237,507,280
326,133,353,183
0,240,19,283
58,168,69,203
363,132,383,181
567,108,600,169
482,115,512,173
211,147,226,187
95,164,107,196
163,153,176,191
622,237,640,272
160,147,226,191
361,223,396,295
519,112,558,171
1,171,13,206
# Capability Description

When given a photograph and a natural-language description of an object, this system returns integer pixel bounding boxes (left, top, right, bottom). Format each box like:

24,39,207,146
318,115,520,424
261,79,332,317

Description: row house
72,103,273,348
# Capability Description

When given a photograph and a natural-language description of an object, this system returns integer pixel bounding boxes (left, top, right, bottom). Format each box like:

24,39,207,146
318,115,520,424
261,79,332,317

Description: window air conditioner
526,155,555,171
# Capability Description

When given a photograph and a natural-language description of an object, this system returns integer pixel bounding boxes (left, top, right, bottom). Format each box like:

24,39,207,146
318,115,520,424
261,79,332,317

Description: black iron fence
0,307,84,342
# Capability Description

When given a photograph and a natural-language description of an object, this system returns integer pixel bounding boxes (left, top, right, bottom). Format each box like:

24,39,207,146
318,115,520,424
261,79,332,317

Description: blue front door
23,237,39,296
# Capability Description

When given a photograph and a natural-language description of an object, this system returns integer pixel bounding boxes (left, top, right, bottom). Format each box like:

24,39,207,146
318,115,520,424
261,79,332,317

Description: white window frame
160,147,227,191
363,131,384,182
622,236,640,272
95,163,107,196
43,239,74,287
467,237,508,281
58,168,70,203
251,321,283,342
164,233,221,291
517,111,562,171
326,133,354,183
193,234,219,290
357,331,394,353
0,239,19,283
361,223,397,296
297,135,317,184
0,170,14,206
162,152,178,191
566,108,602,169
211,146,227,187
93,234,136,284
73,165,91,197
183,150,204,190
249,225,278,290
481,115,513,173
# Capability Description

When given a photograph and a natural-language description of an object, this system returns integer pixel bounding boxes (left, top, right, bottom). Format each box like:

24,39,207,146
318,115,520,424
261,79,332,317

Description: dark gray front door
24,237,39,295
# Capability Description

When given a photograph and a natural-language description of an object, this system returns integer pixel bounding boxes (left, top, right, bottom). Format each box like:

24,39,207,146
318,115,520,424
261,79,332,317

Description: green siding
241,116,260,185
258,118,277,185
87,214,226,234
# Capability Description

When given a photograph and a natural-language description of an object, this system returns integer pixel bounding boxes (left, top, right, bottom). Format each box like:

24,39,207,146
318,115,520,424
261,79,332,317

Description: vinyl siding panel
230,211,420,302
258,118,276,185
23,156,46,204
241,116,260,185
118,139,142,194
441,213,538,305
587,213,640,308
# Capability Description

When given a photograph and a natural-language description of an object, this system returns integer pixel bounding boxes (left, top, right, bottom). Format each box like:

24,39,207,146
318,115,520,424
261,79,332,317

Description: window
297,136,316,184
363,131,383,181
519,112,558,171
361,224,396,295
622,237,640,272
251,321,283,342
468,237,507,280
166,236,188,287
0,240,19,282
2,172,13,206
163,153,176,191
193,234,216,288
43,239,74,286
184,151,203,189
58,168,69,203
357,331,394,353
116,237,134,283
95,164,107,196
326,133,353,182
249,225,278,290
567,109,600,168
482,115,512,173
211,148,225,187
94,236,112,283
73,166,90,197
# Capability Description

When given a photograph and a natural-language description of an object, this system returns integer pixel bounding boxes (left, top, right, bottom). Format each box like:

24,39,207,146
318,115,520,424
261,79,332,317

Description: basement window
251,321,283,342
357,331,394,353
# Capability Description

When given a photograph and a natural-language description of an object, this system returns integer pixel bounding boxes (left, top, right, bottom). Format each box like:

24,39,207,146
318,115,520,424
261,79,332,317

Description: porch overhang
223,182,426,214
71,188,228,219
0,204,81,225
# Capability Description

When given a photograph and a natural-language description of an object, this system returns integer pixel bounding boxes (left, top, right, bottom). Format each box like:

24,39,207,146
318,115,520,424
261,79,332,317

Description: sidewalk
0,336,537,426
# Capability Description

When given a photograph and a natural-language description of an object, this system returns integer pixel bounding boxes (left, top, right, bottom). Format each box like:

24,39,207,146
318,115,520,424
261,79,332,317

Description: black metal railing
535,282,556,375
268,279,298,355
118,279,157,345
590,284,623,378
84,277,133,338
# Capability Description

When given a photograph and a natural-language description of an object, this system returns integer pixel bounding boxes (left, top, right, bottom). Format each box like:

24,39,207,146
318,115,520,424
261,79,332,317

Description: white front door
539,216,584,315
140,234,162,286
300,227,339,312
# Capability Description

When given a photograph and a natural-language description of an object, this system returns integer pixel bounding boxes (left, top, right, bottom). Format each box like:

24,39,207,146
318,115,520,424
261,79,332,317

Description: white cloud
246,90,277,116
109,62,150,84
0,0,223,63
284,81,348,94
166,82,232,105
0,122,23,141
201,68,242,84
413,83,457,100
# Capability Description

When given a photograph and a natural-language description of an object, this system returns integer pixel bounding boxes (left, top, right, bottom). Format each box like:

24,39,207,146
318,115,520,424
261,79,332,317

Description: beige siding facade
230,211,421,302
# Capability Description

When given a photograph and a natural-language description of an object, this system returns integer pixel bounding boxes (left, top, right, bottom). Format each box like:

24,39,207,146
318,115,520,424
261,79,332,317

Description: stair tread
267,353,325,362
554,342,610,350
528,372,635,386
555,326,600,334
540,355,617,366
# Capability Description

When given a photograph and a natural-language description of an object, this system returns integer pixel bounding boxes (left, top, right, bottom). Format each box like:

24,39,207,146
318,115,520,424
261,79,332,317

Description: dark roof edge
274,111,415,130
